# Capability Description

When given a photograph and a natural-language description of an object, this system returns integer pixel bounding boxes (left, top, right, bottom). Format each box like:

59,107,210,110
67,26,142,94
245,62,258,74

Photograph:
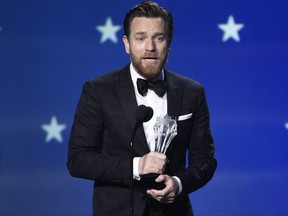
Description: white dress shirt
130,64,168,151
130,63,182,194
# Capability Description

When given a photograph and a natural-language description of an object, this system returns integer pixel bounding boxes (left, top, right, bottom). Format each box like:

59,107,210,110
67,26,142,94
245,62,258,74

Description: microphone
135,105,153,127
130,105,153,216
135,106,165,191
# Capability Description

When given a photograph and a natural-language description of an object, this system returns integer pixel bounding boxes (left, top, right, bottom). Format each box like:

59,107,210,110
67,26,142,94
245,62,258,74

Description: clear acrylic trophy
153,115,177,154
140,115,177,190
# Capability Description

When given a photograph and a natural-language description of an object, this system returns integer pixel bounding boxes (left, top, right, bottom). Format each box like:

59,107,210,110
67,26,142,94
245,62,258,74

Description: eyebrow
134,32,147,36
134,32,166,37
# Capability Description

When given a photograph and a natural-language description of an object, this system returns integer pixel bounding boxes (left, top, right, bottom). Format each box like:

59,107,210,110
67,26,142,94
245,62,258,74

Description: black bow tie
136,78,167,97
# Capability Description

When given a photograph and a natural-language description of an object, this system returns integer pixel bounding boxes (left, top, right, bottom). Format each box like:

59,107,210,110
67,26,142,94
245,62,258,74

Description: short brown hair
124,1,174,42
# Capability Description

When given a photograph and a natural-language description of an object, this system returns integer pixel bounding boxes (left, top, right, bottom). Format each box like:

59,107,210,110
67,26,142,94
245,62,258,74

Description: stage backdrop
0,0,287,215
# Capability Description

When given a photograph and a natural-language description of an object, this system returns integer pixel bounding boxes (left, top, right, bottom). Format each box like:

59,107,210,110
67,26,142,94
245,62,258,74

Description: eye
155,35,165,42
136,36,145,42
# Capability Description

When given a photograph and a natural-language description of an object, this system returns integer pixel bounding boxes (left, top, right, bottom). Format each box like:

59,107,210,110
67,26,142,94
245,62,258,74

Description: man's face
123,17,170,80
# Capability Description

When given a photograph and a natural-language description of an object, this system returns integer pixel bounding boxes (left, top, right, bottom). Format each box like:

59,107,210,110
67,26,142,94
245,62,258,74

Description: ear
123,35,130,54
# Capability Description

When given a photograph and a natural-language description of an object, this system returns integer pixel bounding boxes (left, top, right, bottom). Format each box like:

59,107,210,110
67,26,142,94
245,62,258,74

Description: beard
130,51,169,80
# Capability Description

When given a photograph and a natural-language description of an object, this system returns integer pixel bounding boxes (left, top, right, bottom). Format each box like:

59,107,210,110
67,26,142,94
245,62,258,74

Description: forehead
130,17,166,34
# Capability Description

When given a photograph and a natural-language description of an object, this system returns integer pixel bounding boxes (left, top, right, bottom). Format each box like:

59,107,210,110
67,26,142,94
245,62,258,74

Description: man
67,1,217,216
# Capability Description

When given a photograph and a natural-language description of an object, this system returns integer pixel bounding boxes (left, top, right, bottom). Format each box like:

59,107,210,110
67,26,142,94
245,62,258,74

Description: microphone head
136,105,153,124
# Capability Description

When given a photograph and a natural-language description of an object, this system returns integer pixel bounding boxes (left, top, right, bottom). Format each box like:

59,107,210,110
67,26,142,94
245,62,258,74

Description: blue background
1,0,287,215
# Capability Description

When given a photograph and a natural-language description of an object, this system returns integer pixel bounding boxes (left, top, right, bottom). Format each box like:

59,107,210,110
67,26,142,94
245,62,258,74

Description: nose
145,38,156,52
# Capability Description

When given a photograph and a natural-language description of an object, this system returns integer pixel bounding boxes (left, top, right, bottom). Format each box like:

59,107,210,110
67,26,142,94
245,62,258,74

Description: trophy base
139,174,166,190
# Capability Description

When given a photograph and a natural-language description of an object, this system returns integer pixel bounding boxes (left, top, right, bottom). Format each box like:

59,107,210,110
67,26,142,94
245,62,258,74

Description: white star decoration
41,116,67,143
285,122,288,130
218,15,244,42
96,17,121,43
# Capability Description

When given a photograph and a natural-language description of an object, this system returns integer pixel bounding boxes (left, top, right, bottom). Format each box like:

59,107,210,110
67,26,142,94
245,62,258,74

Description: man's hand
146,175,179,203
138,152,168,175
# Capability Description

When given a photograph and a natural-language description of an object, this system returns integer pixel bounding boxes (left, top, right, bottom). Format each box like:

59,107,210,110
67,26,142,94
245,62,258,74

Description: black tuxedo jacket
67,64,217,216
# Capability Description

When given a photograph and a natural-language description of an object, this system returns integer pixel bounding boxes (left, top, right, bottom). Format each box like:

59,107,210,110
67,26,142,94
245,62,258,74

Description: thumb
155,174,166,183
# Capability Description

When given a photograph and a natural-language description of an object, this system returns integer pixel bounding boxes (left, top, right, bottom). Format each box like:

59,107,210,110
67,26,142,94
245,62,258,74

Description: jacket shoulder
165,69,204,91
90,65,129,84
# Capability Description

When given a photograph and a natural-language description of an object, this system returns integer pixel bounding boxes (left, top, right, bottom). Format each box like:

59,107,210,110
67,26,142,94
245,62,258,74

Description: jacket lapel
166,70,183,117
114,65,150,155
165,70,184,156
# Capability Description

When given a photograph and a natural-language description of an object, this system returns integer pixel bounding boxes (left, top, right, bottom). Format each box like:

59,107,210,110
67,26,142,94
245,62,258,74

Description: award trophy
140,115,177,190
153,115,177,154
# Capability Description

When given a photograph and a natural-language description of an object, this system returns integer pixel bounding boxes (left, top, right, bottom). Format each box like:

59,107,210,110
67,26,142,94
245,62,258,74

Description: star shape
285,122,288,130
96,17,121,43
41,116,67,143
218,15,244,42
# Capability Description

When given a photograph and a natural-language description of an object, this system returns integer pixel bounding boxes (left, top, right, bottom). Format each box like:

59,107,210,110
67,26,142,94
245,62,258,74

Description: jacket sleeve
67,81,130,185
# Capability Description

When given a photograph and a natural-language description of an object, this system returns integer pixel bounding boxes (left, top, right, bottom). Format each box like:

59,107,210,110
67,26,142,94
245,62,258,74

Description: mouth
142,57,159,64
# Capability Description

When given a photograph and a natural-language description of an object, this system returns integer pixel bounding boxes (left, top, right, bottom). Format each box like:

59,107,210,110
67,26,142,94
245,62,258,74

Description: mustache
142,53,159,59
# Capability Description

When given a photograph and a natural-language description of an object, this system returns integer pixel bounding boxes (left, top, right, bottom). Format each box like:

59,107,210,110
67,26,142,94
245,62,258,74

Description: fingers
147,191,175,203
155,174,166,182
138,152,168,175
146,175,179,203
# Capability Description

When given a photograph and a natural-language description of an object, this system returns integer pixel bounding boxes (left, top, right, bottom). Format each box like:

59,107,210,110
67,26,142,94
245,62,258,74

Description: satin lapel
166,70,183,117
115,65,150,156
165,70,184,156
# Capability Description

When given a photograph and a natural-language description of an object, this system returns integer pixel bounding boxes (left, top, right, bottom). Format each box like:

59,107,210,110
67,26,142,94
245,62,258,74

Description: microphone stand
130,121,140,216
129,105,153,216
